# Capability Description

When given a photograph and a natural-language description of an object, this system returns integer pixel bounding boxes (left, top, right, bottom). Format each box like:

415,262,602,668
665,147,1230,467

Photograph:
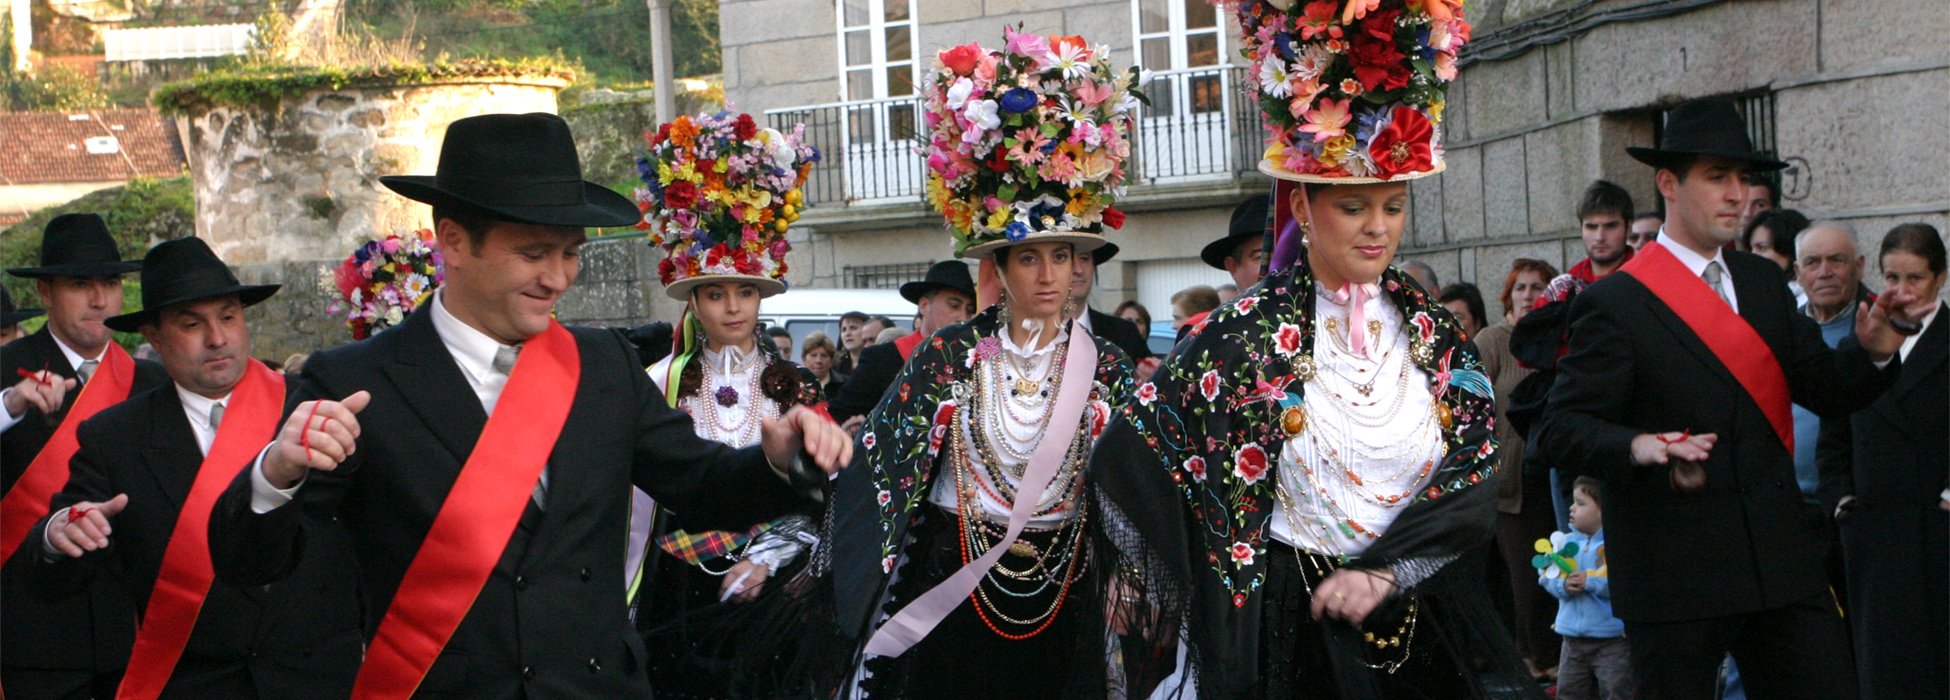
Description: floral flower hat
331,229,444,340
922,27,1147,259
1231,0,1470,183
635,111,822,300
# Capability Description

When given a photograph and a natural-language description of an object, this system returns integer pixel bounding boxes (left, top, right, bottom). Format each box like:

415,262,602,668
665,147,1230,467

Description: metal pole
645,0,676,125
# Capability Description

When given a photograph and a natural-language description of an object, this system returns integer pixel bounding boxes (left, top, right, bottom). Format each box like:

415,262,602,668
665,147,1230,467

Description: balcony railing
766,64,1264,210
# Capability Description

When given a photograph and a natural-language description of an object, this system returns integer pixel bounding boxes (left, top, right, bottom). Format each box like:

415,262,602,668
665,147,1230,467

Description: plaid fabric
655,521,775,565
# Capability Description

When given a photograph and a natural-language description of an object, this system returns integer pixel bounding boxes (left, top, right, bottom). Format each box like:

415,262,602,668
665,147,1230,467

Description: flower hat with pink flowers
922,27,1148,258
635,111,822,300
1230,0,1470,183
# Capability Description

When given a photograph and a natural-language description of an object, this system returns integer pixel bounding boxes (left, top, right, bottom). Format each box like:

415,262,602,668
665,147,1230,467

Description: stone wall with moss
164,63,571,264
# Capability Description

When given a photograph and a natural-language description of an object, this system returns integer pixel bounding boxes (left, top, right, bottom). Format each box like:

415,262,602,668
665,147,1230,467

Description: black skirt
860,508,1099,700
1255,540,1542,700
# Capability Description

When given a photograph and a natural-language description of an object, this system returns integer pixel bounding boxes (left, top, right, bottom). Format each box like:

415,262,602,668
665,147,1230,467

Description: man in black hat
1201,194,1271,293
0,212,166,700
1534,97,1920,699
1068,242,1152,362
206,112,852,700
0,288,42,346
34,237,363,700
829,260,975,427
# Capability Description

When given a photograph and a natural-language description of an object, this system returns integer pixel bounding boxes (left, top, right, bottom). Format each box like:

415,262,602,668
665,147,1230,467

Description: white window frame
1130,0,1228,73
835,0,920,103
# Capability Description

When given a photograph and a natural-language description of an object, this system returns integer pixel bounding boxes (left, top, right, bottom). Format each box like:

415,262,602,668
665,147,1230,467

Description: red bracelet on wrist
1656,429,1692,445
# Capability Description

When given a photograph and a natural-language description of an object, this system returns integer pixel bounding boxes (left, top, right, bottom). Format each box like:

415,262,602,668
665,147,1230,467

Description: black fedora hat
1,287,43,326
1627,98,1787,172
899,261,977,304
106,238,280,333
1202,194,1272,270
380,113,641,228
6,214,142,279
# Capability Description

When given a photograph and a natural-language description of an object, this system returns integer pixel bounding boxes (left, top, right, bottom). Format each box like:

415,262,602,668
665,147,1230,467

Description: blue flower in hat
1028,199,1068,230
1005,221,1031,241
999,88,1039,115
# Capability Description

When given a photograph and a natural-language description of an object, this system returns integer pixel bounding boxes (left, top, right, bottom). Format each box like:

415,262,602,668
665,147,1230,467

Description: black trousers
1623,595,1856,700
0,667,122,700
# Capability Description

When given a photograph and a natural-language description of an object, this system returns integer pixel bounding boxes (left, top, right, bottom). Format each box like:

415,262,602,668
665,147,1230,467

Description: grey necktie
76,359,98,384
209,402,224,430
490,345,547,509
492,345,519,375
1702,261,1731,307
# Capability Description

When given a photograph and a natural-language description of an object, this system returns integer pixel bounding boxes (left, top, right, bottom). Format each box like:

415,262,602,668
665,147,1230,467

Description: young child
1541,477,1635,700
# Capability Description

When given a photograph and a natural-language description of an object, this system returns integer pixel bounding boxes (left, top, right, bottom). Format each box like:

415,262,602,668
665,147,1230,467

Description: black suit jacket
1817,302,1948,513
1,327,165,671
1088,308,1153,361
1533,250,1896,622
31,379,363,699
828,340,904,424
207,307,819,700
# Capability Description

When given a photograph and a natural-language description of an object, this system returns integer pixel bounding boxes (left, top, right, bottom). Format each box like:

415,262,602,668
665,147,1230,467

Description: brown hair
1573,476,1605,510
801,331,837,361
431,204,500,254
1577,180,1634,223
1113,300,1151,329
1879,223,1947,274
1171,285,1221,316
1498,258,1561,316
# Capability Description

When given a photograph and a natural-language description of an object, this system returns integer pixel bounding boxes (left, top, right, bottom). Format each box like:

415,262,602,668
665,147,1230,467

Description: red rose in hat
734,114,758,141
941,43,983,77
1368,106,1435,178
1102,207,1126,229
1348,33,1411,92
663,180,699,209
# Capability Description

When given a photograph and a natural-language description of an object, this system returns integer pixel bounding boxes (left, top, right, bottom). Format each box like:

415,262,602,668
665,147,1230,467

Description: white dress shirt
0,331,101,432
1657,229,1739,313
1899,302,1942,363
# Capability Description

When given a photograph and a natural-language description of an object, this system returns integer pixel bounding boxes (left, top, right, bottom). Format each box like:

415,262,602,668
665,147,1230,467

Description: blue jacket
1539,528,1625,638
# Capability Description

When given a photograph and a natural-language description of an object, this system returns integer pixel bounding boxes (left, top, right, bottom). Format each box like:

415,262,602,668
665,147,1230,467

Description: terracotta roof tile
0,109,187,185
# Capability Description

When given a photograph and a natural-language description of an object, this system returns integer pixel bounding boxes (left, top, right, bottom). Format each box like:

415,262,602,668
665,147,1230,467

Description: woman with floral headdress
1088,1,1544,697
708,29,1143,700
626,111,829,700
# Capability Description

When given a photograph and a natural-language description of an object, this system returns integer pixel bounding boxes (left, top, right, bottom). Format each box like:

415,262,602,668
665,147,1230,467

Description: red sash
0,343,136,564
116,360,286,700
350,322,581,700
894,331,923,362
1621,242,1795,454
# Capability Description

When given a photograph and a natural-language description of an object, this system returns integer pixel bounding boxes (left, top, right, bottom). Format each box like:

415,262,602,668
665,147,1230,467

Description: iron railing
844,261,937,289
765,64,1266,209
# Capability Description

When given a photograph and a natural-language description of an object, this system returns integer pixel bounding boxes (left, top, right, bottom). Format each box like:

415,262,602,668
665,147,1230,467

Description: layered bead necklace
949,328,1092,640
683,344,775,448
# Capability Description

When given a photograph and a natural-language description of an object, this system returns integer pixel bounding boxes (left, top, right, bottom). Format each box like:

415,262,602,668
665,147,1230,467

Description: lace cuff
1387,553,1460,591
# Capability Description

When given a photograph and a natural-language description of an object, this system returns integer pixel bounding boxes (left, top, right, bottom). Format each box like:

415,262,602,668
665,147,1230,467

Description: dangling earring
1061,297,1078,323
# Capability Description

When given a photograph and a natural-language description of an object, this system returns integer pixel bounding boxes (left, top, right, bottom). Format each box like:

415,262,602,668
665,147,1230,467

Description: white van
758,288,915,357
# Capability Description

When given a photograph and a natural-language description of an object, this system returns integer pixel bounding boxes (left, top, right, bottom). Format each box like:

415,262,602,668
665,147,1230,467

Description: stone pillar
178,75,570,263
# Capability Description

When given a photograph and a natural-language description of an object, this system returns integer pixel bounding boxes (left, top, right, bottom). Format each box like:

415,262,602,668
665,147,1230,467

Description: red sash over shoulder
895,331,923,362
0,343,136,563
117,360,286,700
1621,242,1795,454
351,321,581,700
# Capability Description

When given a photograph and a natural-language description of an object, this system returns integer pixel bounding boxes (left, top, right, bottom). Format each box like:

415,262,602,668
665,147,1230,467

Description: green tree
1,62,112,112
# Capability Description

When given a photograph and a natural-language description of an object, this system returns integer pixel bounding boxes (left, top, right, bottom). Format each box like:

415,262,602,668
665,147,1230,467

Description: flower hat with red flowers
635,111,822,300
923,27,1147,259
1228,0,1469,183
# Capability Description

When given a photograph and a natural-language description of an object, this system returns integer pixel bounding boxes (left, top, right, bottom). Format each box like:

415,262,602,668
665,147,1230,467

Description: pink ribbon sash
862,327,1099,658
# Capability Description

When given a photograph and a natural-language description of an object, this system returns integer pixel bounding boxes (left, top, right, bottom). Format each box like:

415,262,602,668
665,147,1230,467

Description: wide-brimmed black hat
6,214,142,279
1627,98,1787,172
1088,242,1120,265
380,113,640,228
899,261,977,304
106,238,280,332
1202,194,1272,270
1,287,43,326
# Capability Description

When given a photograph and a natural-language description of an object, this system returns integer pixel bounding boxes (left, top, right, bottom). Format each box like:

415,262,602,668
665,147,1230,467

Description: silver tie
77,359,98,384
209,402,224,430
1701,261,1731,307
491,345,547,510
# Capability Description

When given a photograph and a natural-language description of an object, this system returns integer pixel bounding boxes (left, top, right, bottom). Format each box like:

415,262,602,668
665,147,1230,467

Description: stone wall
181,76,568,264
1407,0,1950,288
